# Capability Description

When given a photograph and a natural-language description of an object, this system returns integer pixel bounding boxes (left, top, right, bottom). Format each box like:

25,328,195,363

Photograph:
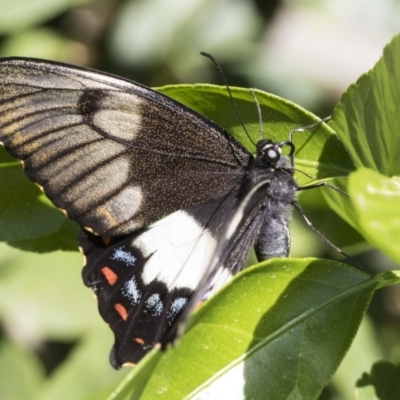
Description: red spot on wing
114,303,128,321
101,266,118,286
134,337,145,345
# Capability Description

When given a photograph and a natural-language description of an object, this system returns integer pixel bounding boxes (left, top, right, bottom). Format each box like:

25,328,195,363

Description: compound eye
265,147,280,163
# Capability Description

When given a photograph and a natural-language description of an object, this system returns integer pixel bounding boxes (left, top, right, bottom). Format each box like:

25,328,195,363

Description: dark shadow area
356,360,400,400
36,339,76,376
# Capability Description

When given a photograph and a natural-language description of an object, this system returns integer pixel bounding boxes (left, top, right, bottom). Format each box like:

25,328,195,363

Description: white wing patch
136,210,217,290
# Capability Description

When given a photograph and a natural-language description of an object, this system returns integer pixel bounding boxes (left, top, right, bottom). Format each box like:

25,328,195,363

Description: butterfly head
256,139,295,168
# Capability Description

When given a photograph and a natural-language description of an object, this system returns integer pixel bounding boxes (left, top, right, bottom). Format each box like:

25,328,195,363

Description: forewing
0,58,250,236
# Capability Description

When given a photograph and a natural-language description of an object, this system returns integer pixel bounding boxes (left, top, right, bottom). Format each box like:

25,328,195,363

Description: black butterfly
0,57,320,369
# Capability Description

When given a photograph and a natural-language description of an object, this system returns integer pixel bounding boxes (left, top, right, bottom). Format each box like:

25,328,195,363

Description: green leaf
330,34,400,176
293,188,365,253
115,259,399,399
324,169,400,264
0,243,97,341
325,35,400,260
355,361,400,400
108,351,164,400
159,84,355,184
0,147,78,251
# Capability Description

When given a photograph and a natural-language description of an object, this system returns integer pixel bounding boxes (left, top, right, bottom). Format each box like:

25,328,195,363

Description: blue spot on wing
146,293,163,316
111,246,136,266
167,297,188,321
122,276,142,305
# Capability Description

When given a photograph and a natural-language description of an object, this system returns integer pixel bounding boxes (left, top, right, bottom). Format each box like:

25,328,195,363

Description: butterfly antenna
200,52,257,147
289,116,331,143
249,89,264,141
297,180,349,198
287,115,331,169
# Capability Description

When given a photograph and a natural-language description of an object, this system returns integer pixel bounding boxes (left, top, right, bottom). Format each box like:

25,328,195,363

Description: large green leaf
159,84,354,183
329,34,400,176
0,85,353,252
110,259,400,400
324,35,400,261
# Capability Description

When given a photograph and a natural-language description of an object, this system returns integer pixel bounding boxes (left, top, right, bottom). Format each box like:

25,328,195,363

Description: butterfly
0,57,321,369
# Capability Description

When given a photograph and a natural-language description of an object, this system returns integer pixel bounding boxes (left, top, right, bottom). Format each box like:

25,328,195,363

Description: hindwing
80,199,234,368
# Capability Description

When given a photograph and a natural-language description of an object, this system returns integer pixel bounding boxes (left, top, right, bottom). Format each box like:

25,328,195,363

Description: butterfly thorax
246,139,298,261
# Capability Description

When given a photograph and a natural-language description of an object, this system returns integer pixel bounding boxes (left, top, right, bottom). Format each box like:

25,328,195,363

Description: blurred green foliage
0,1,400,399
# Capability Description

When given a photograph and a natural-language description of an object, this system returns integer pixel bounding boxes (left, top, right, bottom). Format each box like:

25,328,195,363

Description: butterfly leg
293,202,366,271
297,181,349,197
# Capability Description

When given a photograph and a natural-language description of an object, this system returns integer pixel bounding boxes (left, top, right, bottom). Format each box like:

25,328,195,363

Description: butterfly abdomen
254,206,293,260
250,155,297,261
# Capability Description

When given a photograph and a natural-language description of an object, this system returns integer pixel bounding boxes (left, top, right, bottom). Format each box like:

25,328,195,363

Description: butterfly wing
0,58,297,369
80,161,296,369
0,57,250,236
80,194,239,368
0,57,256,368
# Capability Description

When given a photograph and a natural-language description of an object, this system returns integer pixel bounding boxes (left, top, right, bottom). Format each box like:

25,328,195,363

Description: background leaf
0,2,400,399
39,328,128,400
325,169,400,264
160,84,355,183
0,244,96,340
329,34,400,176
324,34,400,266
0,339,45,400
117,259,398,399
0,148,78,251
0,0,90,34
